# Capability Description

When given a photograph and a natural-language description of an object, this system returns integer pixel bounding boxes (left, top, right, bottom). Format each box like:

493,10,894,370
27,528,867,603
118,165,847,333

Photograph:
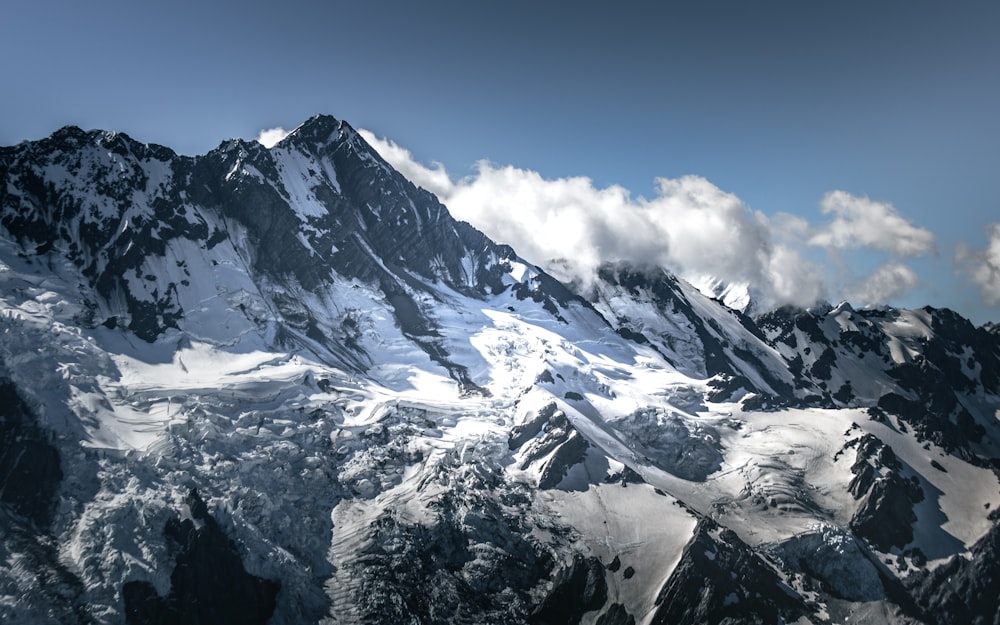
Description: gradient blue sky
2,1,998,322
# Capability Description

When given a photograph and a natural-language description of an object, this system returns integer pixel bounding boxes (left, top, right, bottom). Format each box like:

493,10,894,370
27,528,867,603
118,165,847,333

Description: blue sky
2,1,998,322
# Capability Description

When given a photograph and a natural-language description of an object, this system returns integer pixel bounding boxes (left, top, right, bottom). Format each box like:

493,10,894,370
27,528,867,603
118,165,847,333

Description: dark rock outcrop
649,519,806,625
592,263,795,398
0,115,575,385
345,466,551,625
845,434,923,551
594,603,635,625
509,402,559,450
910,521,1000,625
122,489,280,625
0,378,88,623
772,526,884,601
514,407,590,489
530,554,608,625
758,304,1000,456
0,380,62,528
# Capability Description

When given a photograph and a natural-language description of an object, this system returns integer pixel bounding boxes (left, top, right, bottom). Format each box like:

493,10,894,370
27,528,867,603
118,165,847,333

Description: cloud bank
811,191,935,257
956,224,1000,306
844,262,920,304
360,130,941,310
256,127,290,148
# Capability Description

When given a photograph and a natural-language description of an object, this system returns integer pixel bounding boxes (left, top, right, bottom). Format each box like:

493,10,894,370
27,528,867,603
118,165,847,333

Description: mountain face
1,115,999,625
0,116,574,392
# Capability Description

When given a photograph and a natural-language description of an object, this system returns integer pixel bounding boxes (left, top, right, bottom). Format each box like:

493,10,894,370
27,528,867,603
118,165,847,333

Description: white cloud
956,223,1000,305
810,190,935,256
359,130,938,310
769,212,812,241
439,164,817,306
256,127,290,148
358,130,454,199
443,163,638,287
763,244,826,306
844,262,920,304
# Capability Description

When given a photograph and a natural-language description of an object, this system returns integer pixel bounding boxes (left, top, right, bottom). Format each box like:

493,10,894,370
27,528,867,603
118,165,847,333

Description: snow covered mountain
1,115,999,625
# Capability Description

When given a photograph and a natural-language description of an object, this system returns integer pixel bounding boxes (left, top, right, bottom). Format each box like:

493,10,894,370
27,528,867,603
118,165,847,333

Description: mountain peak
49,124,91,142
2,114,1000,625
274,114,394,173
282,113,351,147
33,124,177,162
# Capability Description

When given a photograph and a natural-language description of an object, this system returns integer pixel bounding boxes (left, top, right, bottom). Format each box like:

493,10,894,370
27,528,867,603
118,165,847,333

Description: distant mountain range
1,114,998,624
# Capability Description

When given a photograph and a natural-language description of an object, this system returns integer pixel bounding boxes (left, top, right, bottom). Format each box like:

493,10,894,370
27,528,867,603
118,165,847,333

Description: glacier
1,114,999,624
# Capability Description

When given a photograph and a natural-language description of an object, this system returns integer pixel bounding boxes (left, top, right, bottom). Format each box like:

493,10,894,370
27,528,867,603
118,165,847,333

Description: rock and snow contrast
1,114,999,624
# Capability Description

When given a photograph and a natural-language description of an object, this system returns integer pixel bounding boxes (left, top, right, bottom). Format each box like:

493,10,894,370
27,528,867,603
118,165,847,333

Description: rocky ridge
0,116,998,624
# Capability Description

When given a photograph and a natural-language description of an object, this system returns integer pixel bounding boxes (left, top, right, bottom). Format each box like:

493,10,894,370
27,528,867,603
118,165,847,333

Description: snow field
539,476,698,625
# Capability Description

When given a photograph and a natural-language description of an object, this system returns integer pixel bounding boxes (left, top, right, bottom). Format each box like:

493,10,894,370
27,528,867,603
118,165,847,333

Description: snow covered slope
1,116,999,625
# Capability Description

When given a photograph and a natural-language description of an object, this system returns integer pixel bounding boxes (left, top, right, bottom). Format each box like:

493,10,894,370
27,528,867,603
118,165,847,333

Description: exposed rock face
594,603,635,625
589,262,795,399
0,378,88,624
772,525,885,601
0,115,574,390
845,434,924,551
509,402,559,450
122,489,280,625
911,521,1000,625
649,520,806,625
757,304,1000,456
511,404,590,489
0,380,62,528
0,127,196,342
339,463,552,625
530,555,607,625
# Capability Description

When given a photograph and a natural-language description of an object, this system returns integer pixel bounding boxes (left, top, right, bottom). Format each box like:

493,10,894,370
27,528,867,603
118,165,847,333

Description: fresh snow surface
590,270,792,391
270,146,342,219
539,479,698,625
864,416,1000,561
687,274,752,312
